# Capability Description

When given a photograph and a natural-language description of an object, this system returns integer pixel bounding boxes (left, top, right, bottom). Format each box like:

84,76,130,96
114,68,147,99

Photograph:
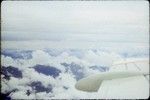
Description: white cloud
1,1,149,46
22,68,56,87
1,55,16,67
11,90,35,99
1,48,149,99
82,50,122,66
31,50,51,65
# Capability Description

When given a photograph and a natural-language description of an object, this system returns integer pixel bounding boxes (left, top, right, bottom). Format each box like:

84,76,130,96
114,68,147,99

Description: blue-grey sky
1,1,149,49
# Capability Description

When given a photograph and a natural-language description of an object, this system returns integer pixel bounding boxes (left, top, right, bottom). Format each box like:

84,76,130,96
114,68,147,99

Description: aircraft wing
98,75,149,99
75,59,149,99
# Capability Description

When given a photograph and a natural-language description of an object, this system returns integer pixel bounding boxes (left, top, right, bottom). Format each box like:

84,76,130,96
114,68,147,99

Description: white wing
75,71,145,92
110,59,149,73
75,59,149,99
98,75,149,99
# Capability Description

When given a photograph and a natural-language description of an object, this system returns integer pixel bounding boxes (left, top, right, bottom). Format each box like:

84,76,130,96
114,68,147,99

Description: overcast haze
1,1,149,49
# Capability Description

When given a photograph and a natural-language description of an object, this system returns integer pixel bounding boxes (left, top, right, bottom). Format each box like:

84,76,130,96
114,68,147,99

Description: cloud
1,48,149,99
1,1,149,44
31,50,51,65
1,55,16,67
82,50,122,66
11,90,35,99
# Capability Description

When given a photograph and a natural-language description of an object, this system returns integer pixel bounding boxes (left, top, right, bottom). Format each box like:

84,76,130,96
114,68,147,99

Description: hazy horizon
1,1,149,50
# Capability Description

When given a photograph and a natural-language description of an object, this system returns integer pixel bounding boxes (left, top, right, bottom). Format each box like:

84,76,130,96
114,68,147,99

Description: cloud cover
1,1,149,44
1,49,149,99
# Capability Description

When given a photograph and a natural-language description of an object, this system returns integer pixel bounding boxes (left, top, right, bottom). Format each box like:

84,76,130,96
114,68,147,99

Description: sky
1,1,149,49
